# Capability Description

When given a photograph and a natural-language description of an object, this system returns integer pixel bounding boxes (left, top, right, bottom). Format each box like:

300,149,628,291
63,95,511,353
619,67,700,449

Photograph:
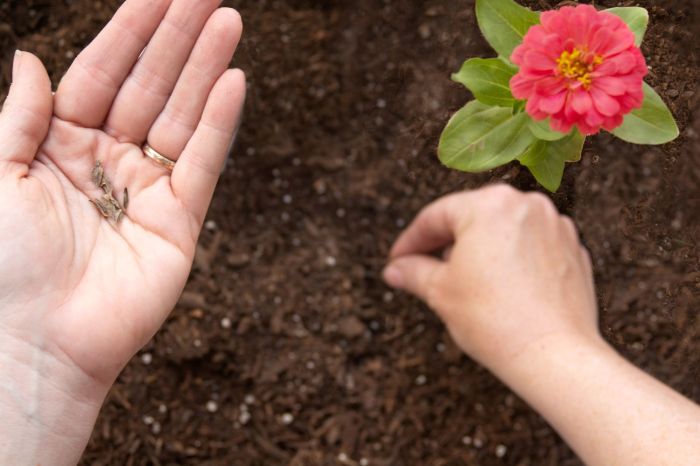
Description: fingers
383,255,445,305
54,0,172,127
104,0,222,143
390,193,470,259
146,8,242,160
0,51,53,165
171,69,246,225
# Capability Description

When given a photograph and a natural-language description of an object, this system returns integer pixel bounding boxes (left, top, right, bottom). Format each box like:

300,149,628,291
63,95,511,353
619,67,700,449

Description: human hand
384,185,700,466
383,185,600,376
0,0,243,463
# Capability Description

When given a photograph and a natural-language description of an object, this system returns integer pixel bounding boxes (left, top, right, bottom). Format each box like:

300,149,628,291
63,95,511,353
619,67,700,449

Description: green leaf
606,7,649,46
528,118,569,141
518,130,586,192
512,100,526,114
475,0,540,59
439,101,536,172
612,83,679,145
451,58,518,107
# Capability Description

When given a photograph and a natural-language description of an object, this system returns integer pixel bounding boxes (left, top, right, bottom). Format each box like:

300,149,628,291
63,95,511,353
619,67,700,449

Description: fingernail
382,265,404,289
12,50,23,80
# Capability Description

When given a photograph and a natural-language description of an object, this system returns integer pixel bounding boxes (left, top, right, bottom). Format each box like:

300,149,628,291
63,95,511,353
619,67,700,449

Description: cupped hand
0,0,245,393
383,185,600,376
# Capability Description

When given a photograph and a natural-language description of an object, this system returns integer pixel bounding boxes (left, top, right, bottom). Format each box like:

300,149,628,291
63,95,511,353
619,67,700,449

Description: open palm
0,0,244,388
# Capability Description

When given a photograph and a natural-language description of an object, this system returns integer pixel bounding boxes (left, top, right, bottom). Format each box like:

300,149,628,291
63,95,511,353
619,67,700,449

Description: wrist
0,328,107,465
492,331,615,395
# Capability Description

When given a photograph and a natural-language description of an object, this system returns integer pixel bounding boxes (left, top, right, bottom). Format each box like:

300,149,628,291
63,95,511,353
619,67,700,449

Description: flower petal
510,74,535,100
585,107,605,127
539,91,568,114
592,77,626,96
590,88,621,117
550,115,574,134
602,114,624,132
602,29,635,57
524,50,557,71
568,8,592,46
541,9,568,33
570,89,593,114
589,27,614,56
608,52,638,74
511,44,527,65
534,76,567,96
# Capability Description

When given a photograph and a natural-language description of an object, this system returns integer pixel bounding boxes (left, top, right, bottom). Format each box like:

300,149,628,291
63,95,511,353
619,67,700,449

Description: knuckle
483,184,521,211
486,183,519,199
561,215,579,237
527,192,557,216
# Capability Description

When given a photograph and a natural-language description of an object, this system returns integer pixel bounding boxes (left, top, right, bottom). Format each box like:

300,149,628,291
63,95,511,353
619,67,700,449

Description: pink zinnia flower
510,5,648,136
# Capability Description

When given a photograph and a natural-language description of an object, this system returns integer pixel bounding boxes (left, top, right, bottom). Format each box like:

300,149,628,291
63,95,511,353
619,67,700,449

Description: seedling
439,0,679,192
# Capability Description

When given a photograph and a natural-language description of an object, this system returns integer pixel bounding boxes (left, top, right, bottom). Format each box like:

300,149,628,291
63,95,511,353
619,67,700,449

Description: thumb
0,50,53,166
383,255,444,305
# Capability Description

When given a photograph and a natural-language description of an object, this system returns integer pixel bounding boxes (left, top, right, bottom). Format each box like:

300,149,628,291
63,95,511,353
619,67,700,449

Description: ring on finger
142,143,176,171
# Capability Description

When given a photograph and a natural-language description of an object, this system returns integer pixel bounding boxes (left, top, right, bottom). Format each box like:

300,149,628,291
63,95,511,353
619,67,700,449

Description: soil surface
1,0,699,465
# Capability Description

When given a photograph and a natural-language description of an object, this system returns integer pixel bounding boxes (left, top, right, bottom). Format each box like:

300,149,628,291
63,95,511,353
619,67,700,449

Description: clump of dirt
1,0,698,464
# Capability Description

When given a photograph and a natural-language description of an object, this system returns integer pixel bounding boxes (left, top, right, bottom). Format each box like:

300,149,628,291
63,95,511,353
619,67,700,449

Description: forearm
1,330,105,466
498,333,700,466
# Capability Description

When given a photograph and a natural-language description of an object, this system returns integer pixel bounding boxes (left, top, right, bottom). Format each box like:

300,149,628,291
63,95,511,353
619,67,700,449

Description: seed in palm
90,161,126,223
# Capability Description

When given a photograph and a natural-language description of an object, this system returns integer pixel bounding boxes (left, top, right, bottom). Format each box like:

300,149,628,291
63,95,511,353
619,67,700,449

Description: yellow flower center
557,48,604,89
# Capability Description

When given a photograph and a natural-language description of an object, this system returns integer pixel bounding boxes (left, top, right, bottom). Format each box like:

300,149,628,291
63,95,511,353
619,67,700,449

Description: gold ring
142,143,175,171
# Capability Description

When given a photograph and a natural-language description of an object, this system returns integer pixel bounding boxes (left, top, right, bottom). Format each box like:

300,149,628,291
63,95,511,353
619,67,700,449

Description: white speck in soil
158,404,168,414
306,360,316,370
239,410,251,425
338,453,349,462
376,98,386,108
193,339,202,348
141,353,153,365
206,401,218,413
495,444,507,458
205,220,217,231
151,422,161,435
281,212,290,222
336,208,346,218
244,394,256,405
360,459,370,466
326,256,337,267
383,291,394,303
473,438,484,448
461,436,472,446
245,147,255,156
415,374,427,386
369,321,380,331
283,194,293,204
220,317,232,329
396,218,406,228
142,415,154,426
292,237,301,247
281,413,294,425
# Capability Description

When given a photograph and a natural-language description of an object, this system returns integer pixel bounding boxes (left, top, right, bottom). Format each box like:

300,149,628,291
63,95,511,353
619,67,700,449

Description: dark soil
2,0,699,464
